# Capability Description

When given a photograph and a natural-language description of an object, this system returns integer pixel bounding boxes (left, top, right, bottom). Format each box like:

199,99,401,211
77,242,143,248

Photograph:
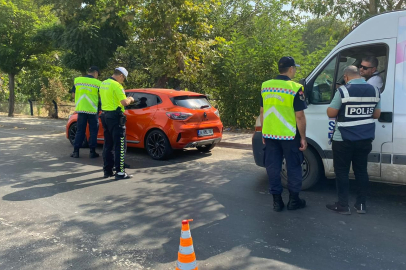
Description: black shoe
89,151,100,159
354,203,367,214
273,194,285,212
326,202,351,215
287,192,306,210
115,173,133,180
103,170,114,178
70,151,79,158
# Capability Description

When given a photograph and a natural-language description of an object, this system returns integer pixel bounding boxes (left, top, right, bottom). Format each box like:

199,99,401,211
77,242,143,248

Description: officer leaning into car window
260,56,308,212
70,66,102,159
99,67,135,180
326,65,381,215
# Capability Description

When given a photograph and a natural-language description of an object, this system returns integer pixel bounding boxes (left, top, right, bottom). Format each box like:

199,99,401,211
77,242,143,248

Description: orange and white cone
176,219,198,270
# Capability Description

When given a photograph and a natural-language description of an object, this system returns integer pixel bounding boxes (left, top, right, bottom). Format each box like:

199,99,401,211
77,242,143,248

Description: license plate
198,129,213,137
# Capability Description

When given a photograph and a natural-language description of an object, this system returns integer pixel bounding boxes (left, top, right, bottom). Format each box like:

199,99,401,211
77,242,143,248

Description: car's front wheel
145,129,173,160
197,143,217,152
281,147,323,190
68,122,89,148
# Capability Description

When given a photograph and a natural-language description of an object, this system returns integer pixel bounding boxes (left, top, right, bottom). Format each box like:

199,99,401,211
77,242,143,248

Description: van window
125,92,161,110
309,56,338,104
307,43,388,105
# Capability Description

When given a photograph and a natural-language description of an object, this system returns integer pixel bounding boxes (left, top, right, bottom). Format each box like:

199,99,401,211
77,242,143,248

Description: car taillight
166,112,193,120
214,110,220,118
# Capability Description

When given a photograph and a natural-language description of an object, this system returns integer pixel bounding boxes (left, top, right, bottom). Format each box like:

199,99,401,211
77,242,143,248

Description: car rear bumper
184,137,222,148
252,131,265,167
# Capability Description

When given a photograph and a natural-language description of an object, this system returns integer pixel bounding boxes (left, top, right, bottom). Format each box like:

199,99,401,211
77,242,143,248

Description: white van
252,10,406,189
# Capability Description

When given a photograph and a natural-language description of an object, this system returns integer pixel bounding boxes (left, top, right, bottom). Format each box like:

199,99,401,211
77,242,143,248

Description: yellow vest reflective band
261,79,303,140
99,78,126,112
74,77,101,114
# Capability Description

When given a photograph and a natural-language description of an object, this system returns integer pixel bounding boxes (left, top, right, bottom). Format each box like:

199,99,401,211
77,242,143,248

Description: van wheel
68,122,89,148
281,147,322,190
145,129,173,160
197,143,216,152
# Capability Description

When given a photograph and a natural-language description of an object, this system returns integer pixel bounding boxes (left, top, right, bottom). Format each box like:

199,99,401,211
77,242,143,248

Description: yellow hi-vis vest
74,77,101,114
261,79,303,140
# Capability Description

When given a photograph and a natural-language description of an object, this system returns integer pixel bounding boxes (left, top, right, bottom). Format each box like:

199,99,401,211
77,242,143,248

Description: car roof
125,88,206,97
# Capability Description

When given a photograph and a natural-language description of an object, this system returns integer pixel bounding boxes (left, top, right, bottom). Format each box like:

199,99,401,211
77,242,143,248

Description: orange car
66,89,223,159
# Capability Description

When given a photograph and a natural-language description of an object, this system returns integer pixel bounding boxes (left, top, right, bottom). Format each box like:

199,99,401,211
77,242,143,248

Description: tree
43,0,134,73
130,0,220,88
301,17,349,54
291,0,406,24
0,0,55,116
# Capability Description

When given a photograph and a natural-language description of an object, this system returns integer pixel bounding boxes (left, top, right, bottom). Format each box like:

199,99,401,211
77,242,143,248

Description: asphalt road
0,116,405,270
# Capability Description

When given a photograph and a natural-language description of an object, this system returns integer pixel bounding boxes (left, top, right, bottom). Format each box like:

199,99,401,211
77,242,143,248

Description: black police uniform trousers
264,137,304,194
100,111,126,173
332,139,372,207
73,113,99,150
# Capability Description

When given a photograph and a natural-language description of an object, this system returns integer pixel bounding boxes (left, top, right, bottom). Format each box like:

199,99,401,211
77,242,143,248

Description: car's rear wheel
145,129,173,160
197,143,217,152
281,147,323,190
68,122,89,148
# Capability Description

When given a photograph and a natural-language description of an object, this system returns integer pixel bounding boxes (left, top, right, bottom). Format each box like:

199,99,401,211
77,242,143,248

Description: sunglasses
358,65,375,70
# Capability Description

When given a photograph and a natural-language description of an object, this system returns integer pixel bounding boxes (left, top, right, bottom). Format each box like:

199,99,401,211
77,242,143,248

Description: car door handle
378,112,392,123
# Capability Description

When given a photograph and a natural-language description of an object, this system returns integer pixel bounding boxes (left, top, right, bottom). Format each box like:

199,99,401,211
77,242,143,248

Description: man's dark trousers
74,113,99,149
332,139,372,207
264,138,304,194
100,112,126,173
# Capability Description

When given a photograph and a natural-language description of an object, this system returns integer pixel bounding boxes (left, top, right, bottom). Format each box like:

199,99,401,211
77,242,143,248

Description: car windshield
172,96,212,109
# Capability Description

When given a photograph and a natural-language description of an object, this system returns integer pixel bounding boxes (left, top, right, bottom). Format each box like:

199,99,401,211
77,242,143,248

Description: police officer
326,66,381,215
99,67,134,179
70,66,101,158
260,56,308,212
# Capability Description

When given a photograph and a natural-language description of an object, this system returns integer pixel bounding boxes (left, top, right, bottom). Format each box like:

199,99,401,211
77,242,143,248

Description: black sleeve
293,87,307,112
260,94,263,107
70,85,76,94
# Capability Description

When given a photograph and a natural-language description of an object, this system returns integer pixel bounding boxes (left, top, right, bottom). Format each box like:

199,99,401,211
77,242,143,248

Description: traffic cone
176,219,198,270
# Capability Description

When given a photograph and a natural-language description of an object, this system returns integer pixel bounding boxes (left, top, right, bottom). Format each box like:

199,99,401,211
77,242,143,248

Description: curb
217,142,252,150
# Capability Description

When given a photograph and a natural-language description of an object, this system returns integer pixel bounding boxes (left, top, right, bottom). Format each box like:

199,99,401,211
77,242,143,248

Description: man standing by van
326,66,381,215
260,56,308,212
359,56,384,91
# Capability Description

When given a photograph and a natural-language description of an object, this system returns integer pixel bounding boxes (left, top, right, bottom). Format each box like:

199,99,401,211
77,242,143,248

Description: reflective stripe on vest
261,79,302,140
74,77,101,114
337,85,379,141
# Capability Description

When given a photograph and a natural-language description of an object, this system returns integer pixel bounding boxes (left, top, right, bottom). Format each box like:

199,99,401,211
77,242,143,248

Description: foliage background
1,0,402,126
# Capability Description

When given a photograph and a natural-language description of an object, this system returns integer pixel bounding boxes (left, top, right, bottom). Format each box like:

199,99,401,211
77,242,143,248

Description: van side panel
383,16,406,183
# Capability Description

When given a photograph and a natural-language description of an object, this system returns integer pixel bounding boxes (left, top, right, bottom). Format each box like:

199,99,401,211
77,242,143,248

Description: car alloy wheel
146,130,172,160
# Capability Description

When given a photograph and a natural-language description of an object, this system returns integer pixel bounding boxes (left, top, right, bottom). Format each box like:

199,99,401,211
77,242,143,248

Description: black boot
287,192,306,210
273,194,285,212
70,149,79,158
89,148,100,158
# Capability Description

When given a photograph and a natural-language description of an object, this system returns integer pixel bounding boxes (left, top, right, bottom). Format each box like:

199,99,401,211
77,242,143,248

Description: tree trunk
8,73,15,117
369,0,378,15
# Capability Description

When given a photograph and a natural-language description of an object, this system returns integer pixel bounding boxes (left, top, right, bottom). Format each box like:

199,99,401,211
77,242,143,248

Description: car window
125,92,161,110
172,96,211,109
